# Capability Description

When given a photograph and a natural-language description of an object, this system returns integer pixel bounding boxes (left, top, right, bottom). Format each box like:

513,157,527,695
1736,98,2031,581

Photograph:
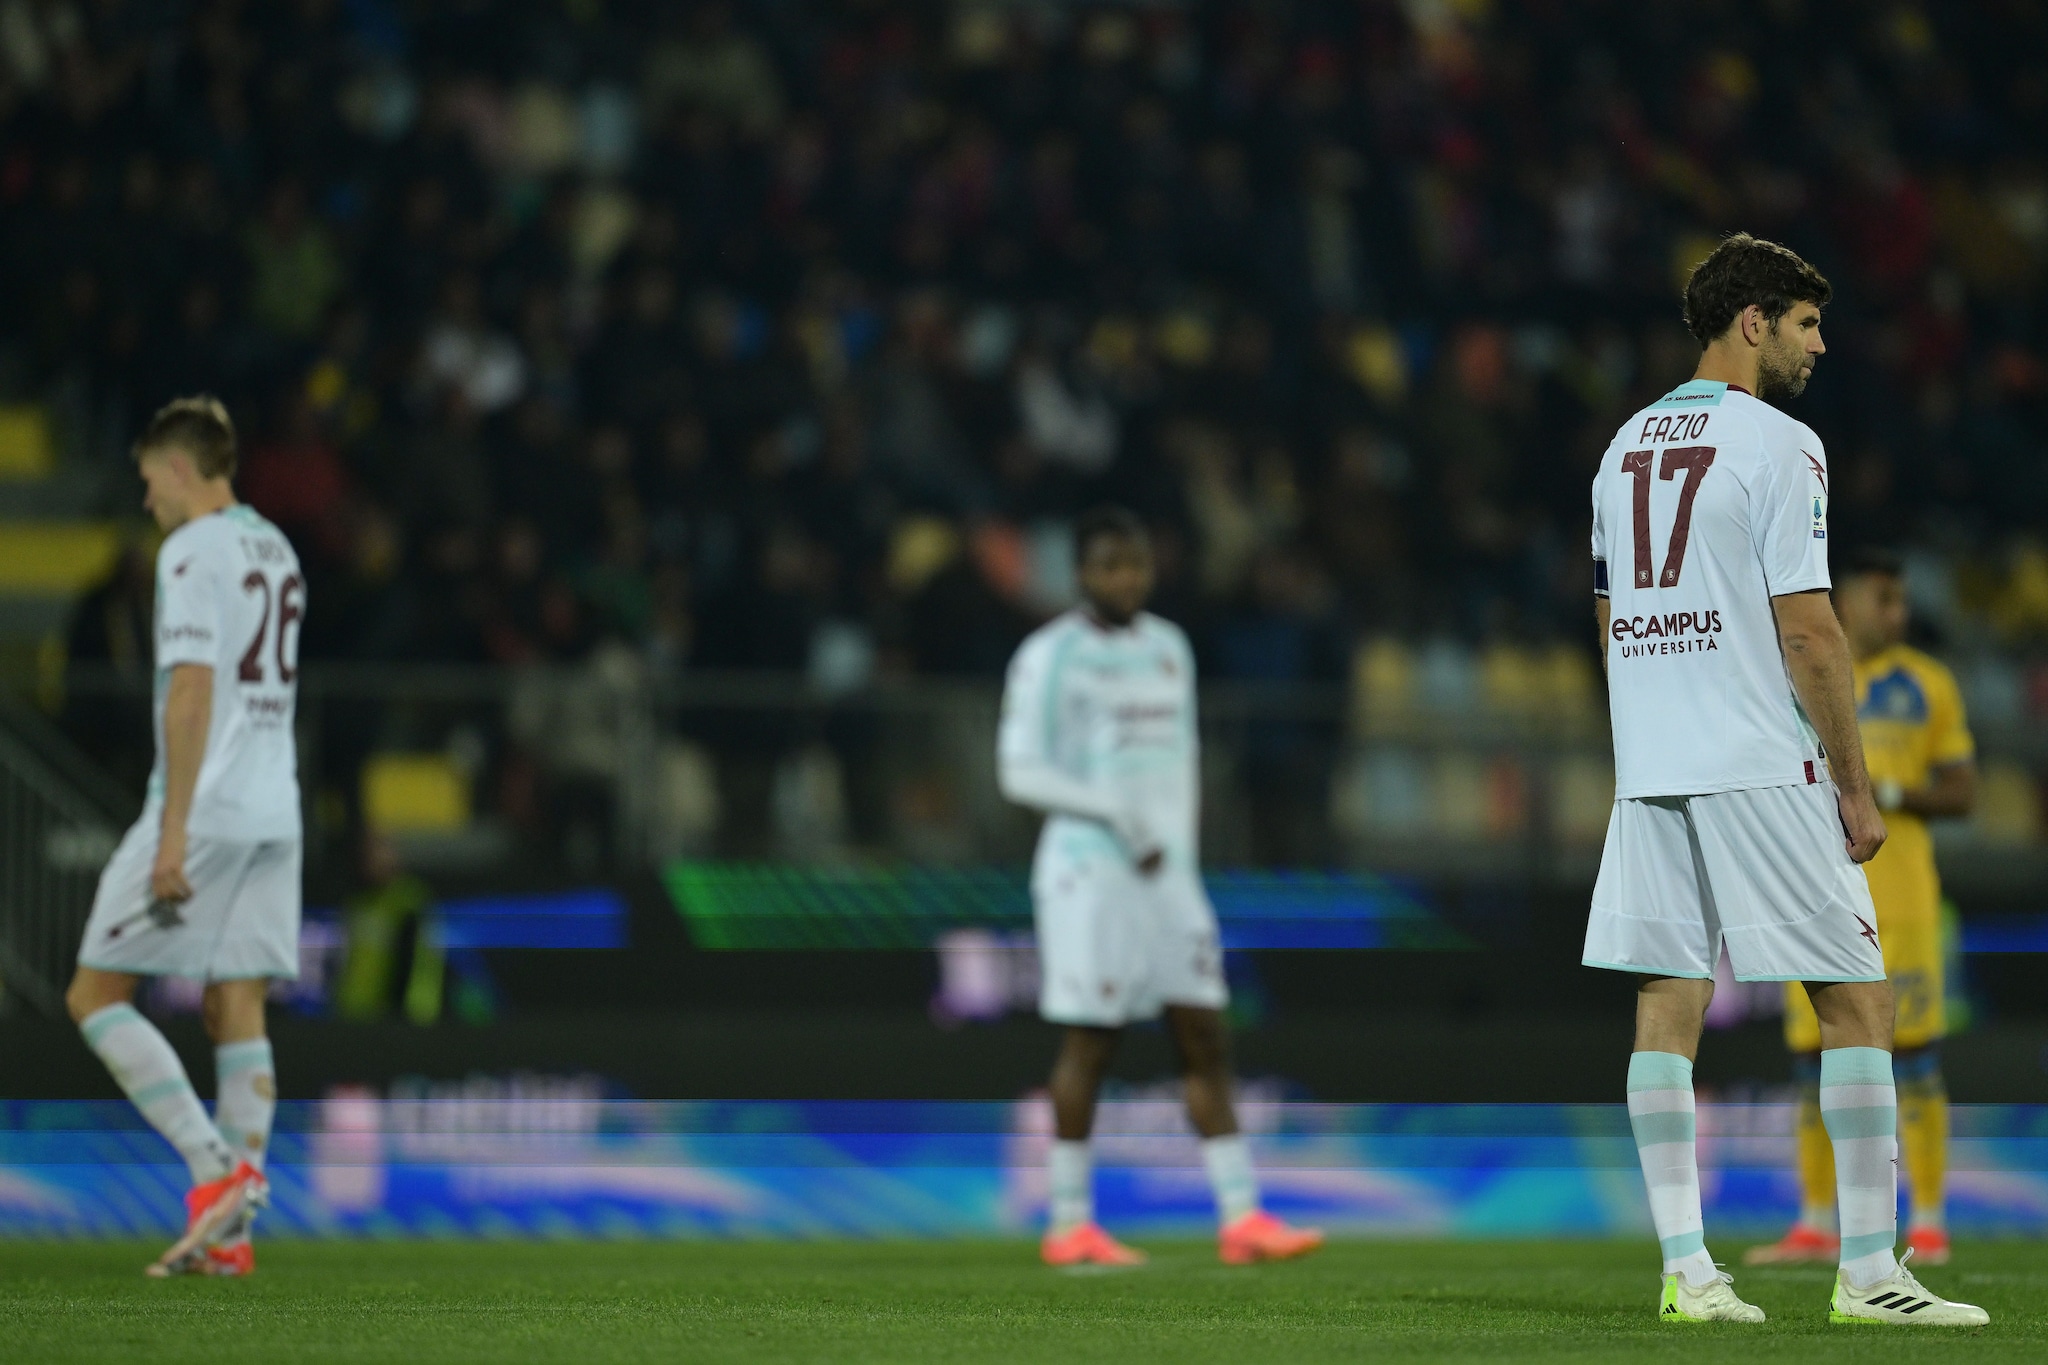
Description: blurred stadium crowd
4,0,2047,697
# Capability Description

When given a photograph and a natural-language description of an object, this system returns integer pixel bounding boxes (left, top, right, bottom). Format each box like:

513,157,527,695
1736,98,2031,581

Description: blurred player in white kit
998,506,1322,1268
64,397,304,1278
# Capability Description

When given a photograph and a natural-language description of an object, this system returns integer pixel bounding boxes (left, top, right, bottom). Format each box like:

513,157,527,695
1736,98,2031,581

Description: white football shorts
1034,851,1227,1026
77,818,302,980
1583,780,1885,983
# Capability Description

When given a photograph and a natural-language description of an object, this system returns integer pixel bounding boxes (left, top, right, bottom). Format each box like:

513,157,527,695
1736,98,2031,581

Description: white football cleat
1830,1250,1989,1327
1659,1268,1767,1323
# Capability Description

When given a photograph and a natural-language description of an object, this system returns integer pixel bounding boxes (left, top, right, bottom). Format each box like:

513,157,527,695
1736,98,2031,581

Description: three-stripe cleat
1830,1249,1989,1327
1659,1269,1766,1323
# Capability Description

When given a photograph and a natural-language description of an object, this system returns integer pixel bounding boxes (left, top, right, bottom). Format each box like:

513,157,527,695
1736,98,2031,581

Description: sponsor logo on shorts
1854,913,1880,950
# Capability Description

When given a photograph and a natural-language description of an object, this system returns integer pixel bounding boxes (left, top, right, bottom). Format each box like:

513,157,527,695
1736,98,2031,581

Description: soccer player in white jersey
998,506,1322,1268
1587,236,1985,1326
64,397,305,1278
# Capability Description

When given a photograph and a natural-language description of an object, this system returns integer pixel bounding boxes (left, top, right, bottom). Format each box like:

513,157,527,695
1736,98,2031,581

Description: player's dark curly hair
1074,504,1147,564
1681,233,1832,347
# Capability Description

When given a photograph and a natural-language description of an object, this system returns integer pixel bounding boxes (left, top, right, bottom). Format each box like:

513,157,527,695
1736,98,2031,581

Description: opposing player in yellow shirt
1747,547,1977,1268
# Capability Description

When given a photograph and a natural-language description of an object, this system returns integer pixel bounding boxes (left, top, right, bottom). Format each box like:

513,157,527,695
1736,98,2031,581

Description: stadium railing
38,662,2043,897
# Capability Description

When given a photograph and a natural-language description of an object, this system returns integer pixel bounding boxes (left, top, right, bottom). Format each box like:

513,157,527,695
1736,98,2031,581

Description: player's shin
1627,1051,1718,1287
1048,1140,1093,1234
1201,1135,1259,1226
1820,1047,1900,1288
215,1038,276,1173
80,1003,235,1184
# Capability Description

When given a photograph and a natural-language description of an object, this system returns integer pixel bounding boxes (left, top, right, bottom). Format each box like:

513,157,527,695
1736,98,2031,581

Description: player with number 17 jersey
1584,379,1883,984
1594,380,1831,796
78,504,305,981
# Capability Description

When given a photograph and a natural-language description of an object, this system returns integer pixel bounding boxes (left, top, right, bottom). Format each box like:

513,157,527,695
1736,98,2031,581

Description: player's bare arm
152,662,214,902
1771,590,1885,863
995,747,1164,875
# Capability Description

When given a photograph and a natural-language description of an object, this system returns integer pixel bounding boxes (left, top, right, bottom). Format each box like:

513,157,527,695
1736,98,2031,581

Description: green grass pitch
2,1238,2042,1363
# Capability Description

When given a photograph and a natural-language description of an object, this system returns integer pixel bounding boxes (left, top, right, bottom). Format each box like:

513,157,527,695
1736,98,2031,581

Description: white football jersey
997,610,1201,868
1592,380,1832,798
152,504,304,840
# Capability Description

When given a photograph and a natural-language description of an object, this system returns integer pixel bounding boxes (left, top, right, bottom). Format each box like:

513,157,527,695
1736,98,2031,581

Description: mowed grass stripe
0,1239,2038,1363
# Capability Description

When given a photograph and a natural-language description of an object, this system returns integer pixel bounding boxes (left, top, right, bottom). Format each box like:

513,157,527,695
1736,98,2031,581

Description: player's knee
1057,1027,1117,1076
199,989,226,1038
65,972,125,1024
202,981,268,1042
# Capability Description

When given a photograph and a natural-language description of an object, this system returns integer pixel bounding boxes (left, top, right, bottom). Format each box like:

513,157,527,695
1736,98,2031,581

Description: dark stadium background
0,0,2044,1117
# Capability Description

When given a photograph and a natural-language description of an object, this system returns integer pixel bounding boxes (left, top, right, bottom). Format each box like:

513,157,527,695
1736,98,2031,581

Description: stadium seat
1350,638,1416,733
0,406,54,480
362,754,472,834
1552,755,1617,847
1973,760,2042,846
0,523,121,594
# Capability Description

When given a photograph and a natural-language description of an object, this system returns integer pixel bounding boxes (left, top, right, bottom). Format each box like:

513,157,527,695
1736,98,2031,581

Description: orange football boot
1218,1210,1325,1264
1741,1222,1840,1265
1906,1225,1951,1266
147,1162,266,1278
1041,1222,1147,1267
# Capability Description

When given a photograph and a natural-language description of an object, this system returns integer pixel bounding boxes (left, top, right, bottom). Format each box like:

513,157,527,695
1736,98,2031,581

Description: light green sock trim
1630,1111,1697,1146
1819,1104,1896,1139
1659,1230,1707,1260
215,1040,273,1075
1627,1051,1693,1092
1840,1230,1896,1262
1820,1047,1893,1087
80,1003,143,1049
130,1077,195,1108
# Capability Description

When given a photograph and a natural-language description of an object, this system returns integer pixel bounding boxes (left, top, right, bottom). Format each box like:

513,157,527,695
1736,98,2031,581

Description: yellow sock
1899,1077,1949,1229
1795,1077,1837,1231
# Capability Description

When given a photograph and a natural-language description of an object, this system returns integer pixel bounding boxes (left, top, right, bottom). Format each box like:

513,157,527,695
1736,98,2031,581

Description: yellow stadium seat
1431,752,1490,838
1480,645,1541,718
1539,644,1599,721
362,754,472,833
1552,754,1617,846
0,406,54,480
1974,760,2042,846
0,523,121,593
1351,637,1415,733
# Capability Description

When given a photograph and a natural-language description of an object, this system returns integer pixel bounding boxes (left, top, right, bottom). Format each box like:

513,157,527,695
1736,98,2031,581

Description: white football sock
1822,1047,1900,1288
80,1003,234,1184
1202,1135,1260,1226
1048,1140,1093,1232
1627,1051,1718,1287
214,1039,276,1173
